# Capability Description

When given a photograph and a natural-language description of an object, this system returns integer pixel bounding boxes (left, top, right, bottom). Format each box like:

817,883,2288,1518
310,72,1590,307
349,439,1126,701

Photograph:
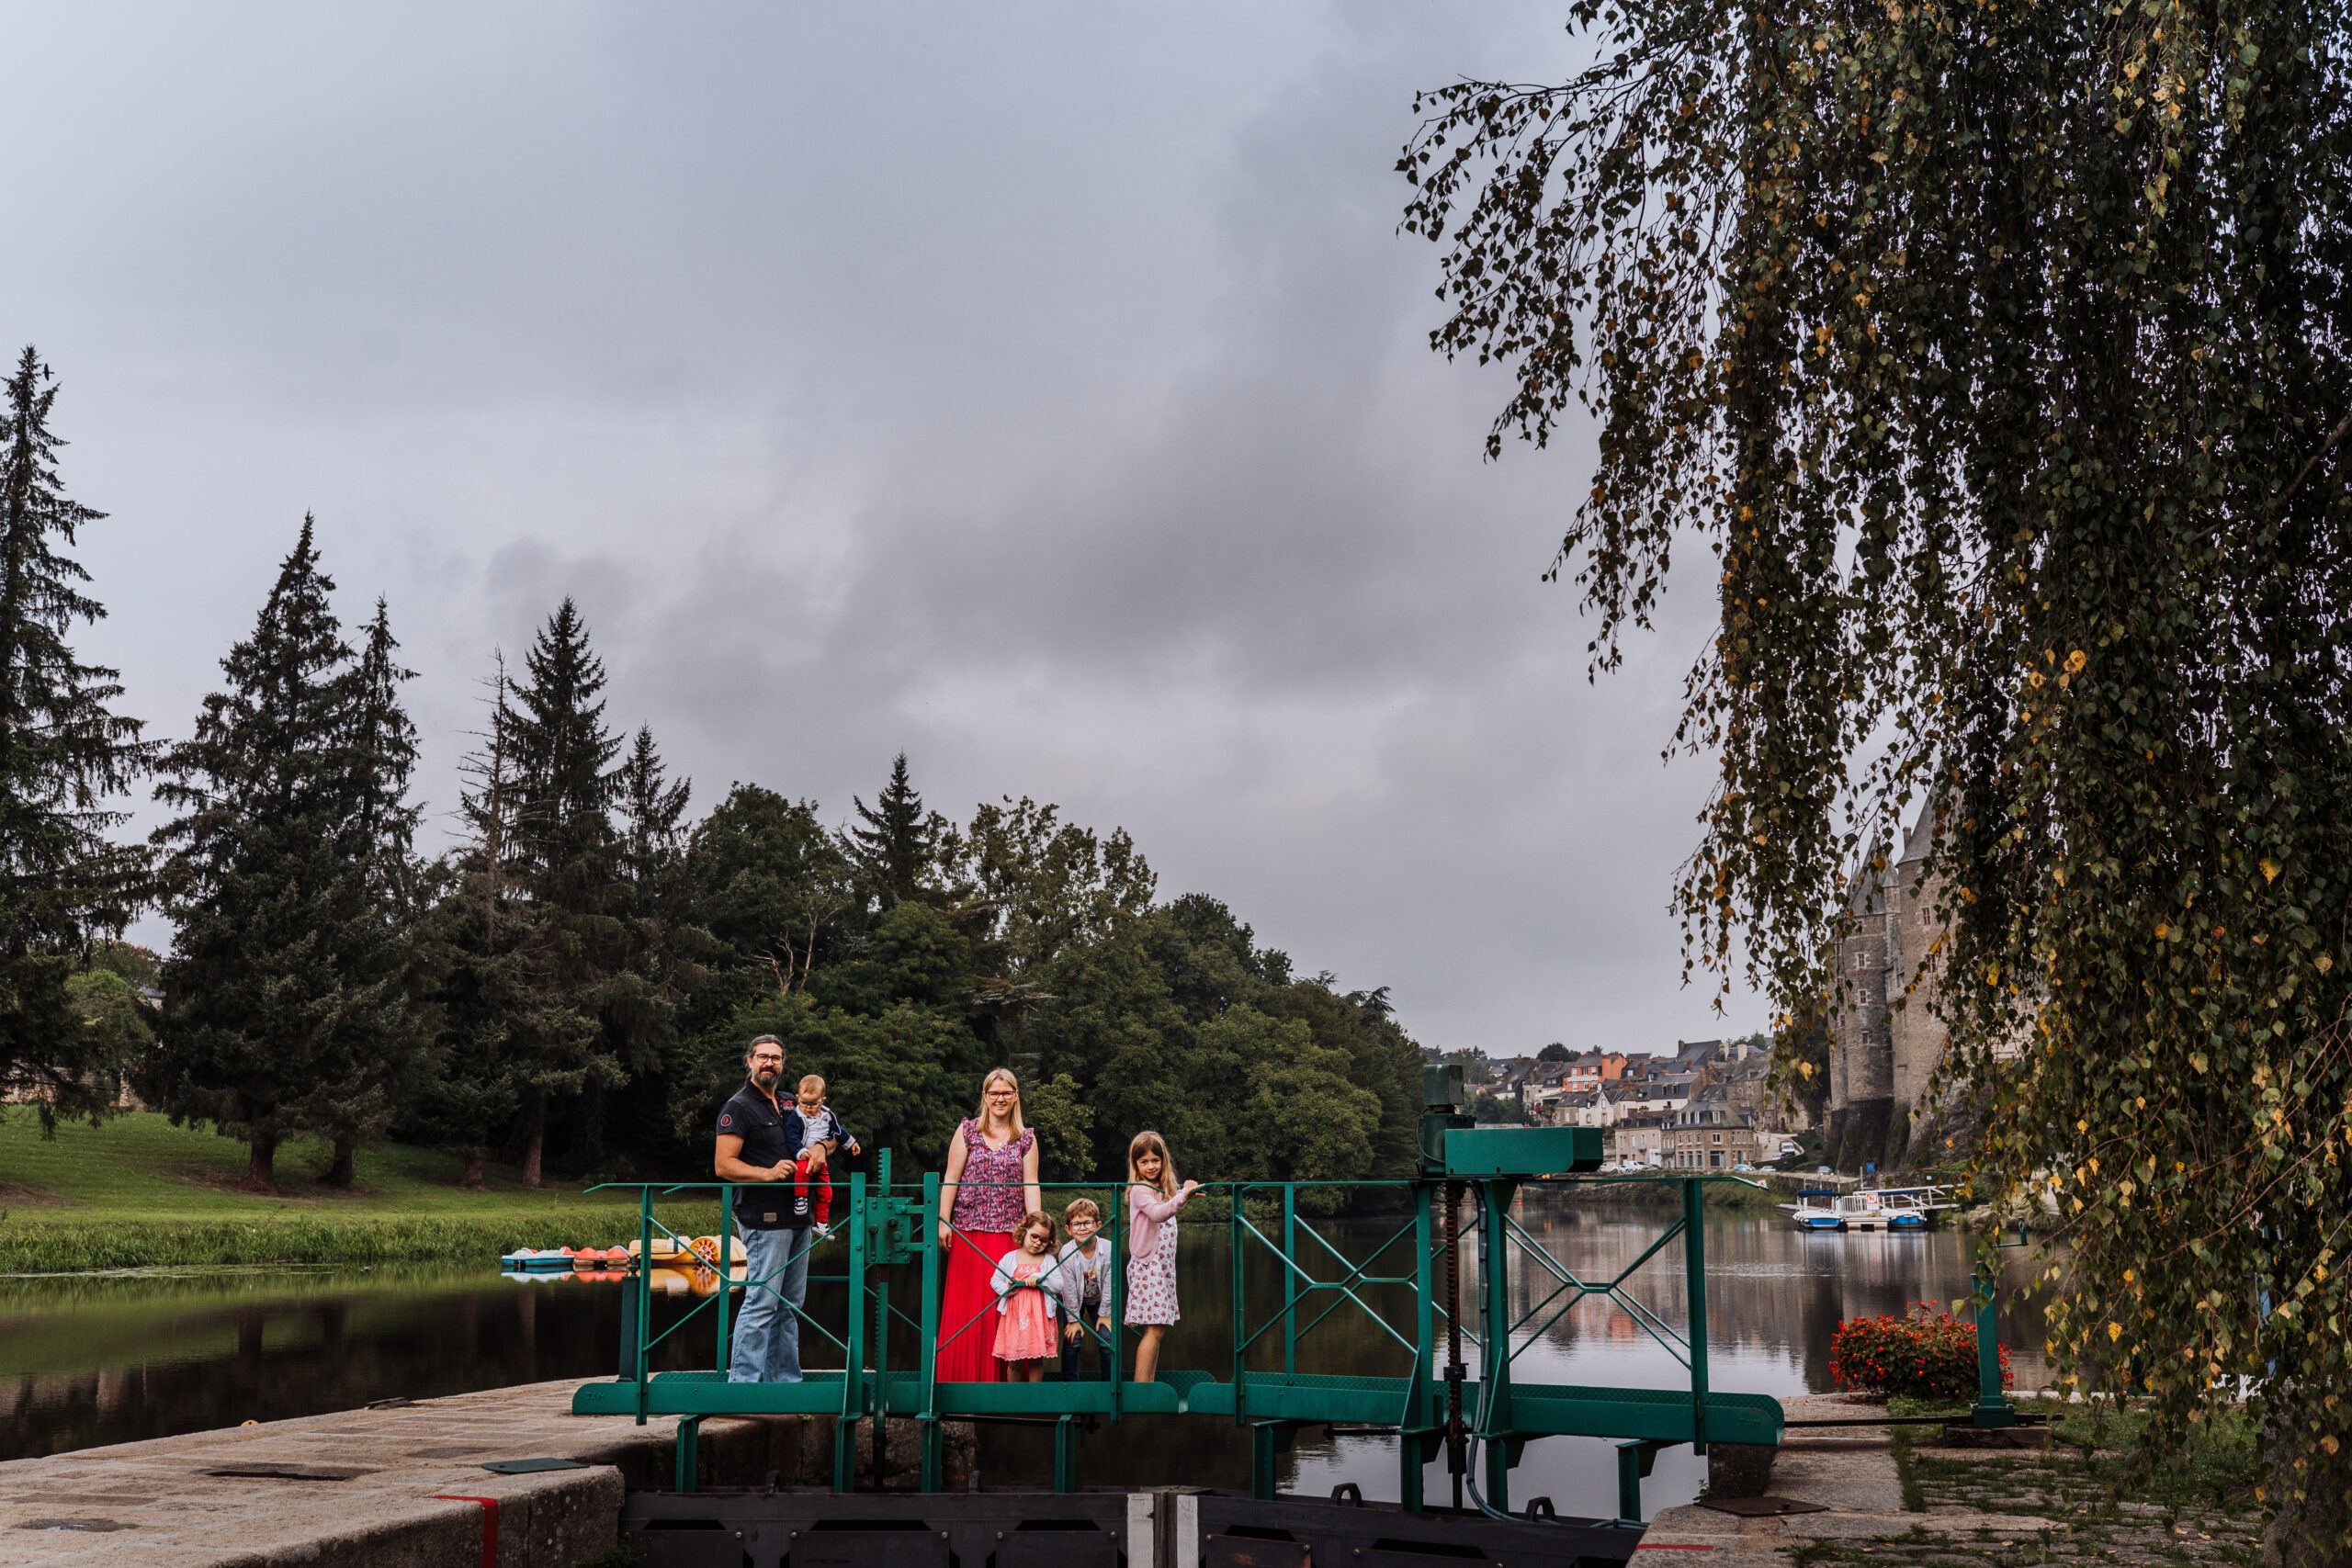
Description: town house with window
1665,1085,1760,1170
1611,1111,1668,1167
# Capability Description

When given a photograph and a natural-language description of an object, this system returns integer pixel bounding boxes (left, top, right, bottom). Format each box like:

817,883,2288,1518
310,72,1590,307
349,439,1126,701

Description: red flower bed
1828,1302,2012,1402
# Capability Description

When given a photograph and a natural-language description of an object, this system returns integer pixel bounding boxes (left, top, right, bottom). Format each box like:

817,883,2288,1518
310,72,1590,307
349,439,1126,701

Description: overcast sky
8,2,1758,1055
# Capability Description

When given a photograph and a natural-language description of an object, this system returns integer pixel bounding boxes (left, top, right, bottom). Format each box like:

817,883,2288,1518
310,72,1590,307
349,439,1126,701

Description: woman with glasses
935,1067,1042,1382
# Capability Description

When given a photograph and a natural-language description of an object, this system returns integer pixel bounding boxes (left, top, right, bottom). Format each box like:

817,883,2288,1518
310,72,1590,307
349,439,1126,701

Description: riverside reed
0,1210,727,1274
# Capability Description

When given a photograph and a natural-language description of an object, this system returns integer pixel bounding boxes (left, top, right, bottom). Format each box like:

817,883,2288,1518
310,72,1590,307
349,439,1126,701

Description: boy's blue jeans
1059,1315,1111,1381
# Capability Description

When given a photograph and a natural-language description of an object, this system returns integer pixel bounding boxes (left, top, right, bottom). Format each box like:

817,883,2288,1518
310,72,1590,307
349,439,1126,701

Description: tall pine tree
0,348,153,1124
616,726,691,887
847,752,940,910
415,651,526,1189
287,599,432,1186
502,600,629,1186
152,521,424,1191
610,723,707,1158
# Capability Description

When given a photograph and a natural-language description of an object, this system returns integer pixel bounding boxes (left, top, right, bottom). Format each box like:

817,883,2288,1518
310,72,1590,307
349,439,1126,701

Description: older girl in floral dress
935,1068,1042,1382
1124,1130,1200,1382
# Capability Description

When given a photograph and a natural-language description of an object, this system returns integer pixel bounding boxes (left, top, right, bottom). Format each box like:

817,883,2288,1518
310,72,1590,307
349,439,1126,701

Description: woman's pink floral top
950,1118,1035,1233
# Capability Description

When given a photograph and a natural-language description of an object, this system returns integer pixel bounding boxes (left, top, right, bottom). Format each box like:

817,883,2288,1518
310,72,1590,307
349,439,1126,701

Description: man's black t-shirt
717,1080,808,1231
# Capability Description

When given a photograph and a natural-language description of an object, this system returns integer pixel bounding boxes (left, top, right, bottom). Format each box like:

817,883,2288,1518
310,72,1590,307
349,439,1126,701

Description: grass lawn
0,1110,631,1215
0,1111,722,1270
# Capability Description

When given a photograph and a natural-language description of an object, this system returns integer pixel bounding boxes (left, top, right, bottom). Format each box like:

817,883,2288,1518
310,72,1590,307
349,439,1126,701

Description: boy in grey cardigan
1052,1199,1114,1380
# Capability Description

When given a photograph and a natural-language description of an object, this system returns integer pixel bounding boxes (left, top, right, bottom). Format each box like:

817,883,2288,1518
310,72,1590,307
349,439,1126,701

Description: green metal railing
576,1143,1783,1521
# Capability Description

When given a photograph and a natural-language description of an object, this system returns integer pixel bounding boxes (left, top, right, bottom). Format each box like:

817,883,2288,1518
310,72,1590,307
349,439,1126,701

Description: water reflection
0,1199,2052,1519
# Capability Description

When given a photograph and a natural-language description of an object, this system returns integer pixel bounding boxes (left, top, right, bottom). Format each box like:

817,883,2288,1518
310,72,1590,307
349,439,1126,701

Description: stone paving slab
0,1378,792,1568
1763,1446,1908,1514
1773,1511,2059,1541
1640,1505,1793,1566
1634,1551,1795,1568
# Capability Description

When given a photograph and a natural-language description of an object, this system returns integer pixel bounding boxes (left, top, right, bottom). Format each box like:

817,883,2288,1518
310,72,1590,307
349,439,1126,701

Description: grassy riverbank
0,1112,719,1272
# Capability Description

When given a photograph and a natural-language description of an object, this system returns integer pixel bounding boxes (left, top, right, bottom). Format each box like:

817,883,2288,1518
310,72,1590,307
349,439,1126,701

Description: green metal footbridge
573,1066,1783,1523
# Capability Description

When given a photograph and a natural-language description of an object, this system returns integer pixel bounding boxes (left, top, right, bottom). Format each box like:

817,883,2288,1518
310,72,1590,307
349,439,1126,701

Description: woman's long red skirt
935,1229,1014,1382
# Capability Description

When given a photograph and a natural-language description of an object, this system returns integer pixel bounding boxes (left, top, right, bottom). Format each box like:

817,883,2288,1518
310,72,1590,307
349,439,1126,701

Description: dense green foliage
670,778,1424,1201
1401,0,2352,1546
0,348,153,1124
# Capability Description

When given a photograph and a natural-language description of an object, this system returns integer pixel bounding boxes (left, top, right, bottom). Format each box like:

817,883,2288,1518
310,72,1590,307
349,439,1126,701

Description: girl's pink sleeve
1129,1184,1187,1222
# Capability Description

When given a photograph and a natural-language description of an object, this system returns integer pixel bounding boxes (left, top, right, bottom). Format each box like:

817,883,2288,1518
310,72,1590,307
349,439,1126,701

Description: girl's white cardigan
989,1248,1069,1320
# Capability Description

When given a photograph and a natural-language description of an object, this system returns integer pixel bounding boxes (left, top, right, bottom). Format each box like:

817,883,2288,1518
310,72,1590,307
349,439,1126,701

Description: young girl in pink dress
1124,1130,1200,1382
989,1212,1063,1382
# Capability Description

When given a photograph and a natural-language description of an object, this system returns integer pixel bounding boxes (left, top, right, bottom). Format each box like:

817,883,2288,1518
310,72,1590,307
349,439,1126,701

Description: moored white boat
1781,1183,1955,1233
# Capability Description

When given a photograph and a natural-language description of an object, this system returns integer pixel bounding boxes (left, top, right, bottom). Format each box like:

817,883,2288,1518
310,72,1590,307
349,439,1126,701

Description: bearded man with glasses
714,1033,833,1382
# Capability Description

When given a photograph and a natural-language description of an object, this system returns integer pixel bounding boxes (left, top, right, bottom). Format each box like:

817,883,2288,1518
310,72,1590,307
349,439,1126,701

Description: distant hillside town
1424,805,2029,1178
1424,1035,1807,1173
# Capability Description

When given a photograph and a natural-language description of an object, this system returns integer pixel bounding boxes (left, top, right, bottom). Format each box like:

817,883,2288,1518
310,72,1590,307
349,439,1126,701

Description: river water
0,1192,2052,1520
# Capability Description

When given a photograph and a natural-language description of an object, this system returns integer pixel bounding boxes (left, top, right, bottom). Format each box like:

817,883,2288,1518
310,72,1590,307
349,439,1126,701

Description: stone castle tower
1827,807,1951,1170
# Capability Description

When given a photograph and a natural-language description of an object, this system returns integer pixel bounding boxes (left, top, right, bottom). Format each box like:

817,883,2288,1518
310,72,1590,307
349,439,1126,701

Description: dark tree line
0,349,1430,1199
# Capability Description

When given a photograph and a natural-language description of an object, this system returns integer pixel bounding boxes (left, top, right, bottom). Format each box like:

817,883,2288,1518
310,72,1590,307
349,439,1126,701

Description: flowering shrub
1828,1303,2012,1402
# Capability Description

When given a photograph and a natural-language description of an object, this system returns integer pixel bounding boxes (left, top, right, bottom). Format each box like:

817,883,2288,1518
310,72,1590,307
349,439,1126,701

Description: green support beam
1972,1256,2018,1428
1616,1438,1667,1524
1685,1179,1710,1457
1480,1178,1517,1513
1401,1184,1435,1513
840,1169,868,1495
1282,1187,1298,1375
867,1153,891,1490
1250,1421,1304,1500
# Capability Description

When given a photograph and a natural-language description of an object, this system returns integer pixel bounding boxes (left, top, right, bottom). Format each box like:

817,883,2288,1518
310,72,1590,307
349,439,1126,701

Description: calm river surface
0,1192,2052,1520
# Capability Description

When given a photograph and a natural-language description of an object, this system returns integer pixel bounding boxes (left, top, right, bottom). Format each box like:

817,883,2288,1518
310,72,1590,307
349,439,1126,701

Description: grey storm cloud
8,1,1760,1053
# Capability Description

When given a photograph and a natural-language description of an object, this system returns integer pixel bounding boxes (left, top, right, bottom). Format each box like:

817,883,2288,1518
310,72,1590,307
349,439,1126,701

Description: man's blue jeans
728,1225,811,1382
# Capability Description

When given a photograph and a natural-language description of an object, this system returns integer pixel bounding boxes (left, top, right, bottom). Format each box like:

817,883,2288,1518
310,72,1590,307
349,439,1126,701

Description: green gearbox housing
1416,1062,1602,1176
1439,1123,1605,1178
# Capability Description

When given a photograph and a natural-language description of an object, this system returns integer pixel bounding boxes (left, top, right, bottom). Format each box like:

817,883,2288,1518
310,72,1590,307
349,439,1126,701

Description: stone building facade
1827,807,1951,1170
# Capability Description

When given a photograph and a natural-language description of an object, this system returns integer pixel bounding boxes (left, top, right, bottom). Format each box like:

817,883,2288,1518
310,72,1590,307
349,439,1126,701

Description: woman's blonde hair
974,1067,1025,1134
1126,1130,1176,1197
